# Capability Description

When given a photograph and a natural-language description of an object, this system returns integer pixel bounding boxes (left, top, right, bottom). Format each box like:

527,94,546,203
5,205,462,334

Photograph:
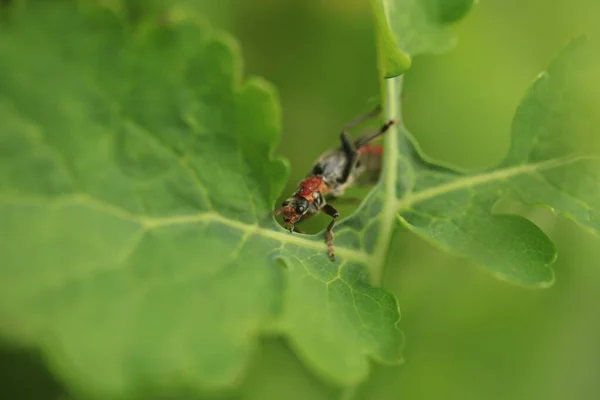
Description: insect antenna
354,119,399,148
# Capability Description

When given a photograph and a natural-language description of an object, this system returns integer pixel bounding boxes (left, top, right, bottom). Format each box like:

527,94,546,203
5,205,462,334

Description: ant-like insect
274,105,398,261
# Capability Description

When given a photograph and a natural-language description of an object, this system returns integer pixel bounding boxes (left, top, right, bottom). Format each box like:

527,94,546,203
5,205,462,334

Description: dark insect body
274,105,398,260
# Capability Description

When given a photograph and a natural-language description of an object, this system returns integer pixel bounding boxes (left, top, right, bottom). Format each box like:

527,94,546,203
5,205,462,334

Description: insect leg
354,119,398,148
339,131,358,184
336,106,386,184
323,204,340,261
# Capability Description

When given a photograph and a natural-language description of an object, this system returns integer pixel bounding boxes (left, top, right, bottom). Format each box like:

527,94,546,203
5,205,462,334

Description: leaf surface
0,1,402,397
383,37,600,286
1,0,600,399
371,0,476,77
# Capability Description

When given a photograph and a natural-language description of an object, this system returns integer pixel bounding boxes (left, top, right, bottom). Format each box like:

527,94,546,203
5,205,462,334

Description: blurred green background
3,0,600,399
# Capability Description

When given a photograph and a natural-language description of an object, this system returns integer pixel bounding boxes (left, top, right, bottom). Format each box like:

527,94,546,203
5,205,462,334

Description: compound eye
295,198,309,214
281,200,290,207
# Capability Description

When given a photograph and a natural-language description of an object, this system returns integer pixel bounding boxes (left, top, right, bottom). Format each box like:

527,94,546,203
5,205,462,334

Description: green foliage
370,0,412,77
372,0,476,77
0,1,401,397
0,0,599,399
385,37,600,287
373,1,600,287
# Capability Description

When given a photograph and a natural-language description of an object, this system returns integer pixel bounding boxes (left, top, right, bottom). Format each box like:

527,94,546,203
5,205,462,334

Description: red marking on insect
297,176,328,199
358,143,383,156
273,176,328,230
274,104,399,261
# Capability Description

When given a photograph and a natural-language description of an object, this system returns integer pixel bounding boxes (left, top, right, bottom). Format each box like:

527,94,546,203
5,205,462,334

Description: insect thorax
311,149,367,196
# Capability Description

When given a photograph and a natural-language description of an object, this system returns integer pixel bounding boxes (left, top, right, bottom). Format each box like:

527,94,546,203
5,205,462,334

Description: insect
274,105,398,261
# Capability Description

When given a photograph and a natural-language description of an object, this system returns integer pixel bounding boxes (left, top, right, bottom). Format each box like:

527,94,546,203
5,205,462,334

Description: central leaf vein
2,153,594,272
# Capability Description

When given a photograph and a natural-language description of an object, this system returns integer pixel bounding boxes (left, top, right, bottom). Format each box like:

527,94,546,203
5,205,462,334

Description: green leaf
1,0,599,398
0,1,402,398
382,37,600,287
370,0,412,78
371,0,476,77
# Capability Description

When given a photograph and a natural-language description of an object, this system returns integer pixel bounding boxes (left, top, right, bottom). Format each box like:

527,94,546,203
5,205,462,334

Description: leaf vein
397,155,598,211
